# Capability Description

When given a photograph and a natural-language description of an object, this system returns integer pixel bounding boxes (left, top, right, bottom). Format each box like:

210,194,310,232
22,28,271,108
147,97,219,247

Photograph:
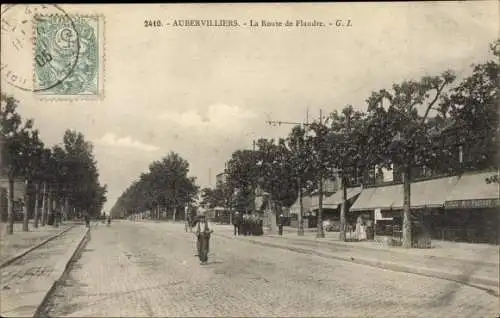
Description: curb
214,232,499,296
0,225,76,269
268,235,500,267
33,226,90,318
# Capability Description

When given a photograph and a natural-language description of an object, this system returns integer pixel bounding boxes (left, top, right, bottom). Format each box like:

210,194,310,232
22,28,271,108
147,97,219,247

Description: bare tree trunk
59,200,65,225
402,166,412,248
297,175,304,236
173,206,177,222
22,179,29,232
50,197,56,227
0,188,5,223
34,183,40,228
267,200,278,234
64,196,69,221
41,183,47,226
6,177,14,235
339,173,347,241
316,177,325,238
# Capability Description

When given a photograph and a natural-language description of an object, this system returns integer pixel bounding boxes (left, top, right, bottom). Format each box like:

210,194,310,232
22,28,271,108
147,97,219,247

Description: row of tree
202,39,499,248
1,94,107,234
109,152,199,221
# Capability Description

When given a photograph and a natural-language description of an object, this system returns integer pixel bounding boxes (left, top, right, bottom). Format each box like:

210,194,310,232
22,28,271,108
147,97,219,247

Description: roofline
363,168,498,190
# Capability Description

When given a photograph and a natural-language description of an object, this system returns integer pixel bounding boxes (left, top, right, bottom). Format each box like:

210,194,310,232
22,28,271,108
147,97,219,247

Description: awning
392,176,459,210
317,187,362,209
445,171,500,209
310,193,339,211
350,187,377,212
350,175,458,212
350,185,402,212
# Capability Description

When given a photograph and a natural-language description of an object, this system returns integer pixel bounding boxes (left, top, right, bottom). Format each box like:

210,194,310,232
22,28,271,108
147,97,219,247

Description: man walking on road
233,211,241,236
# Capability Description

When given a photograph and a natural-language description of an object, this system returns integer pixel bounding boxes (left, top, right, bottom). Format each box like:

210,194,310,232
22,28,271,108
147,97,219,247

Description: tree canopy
110,151,199,219
1,94,107,233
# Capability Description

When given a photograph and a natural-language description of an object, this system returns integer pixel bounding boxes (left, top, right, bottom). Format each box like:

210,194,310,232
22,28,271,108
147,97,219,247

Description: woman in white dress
356,216,367,241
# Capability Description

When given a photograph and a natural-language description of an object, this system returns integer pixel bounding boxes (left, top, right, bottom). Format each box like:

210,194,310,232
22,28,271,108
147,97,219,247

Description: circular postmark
1,4,80,92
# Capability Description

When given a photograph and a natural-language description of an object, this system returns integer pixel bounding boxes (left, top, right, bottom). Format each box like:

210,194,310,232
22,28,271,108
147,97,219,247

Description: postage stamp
33,14,104,99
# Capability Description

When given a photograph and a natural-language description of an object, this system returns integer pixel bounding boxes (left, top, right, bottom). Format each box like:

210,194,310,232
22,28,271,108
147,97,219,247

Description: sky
1,2,498,213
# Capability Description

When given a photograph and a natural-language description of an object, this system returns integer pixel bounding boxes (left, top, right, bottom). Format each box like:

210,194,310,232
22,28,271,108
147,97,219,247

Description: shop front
443,171,500,245
350,185,400,241
316,187,362,232
350,175,459,246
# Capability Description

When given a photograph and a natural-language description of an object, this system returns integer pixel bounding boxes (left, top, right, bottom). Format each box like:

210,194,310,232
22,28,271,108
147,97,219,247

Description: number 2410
144,20,162,27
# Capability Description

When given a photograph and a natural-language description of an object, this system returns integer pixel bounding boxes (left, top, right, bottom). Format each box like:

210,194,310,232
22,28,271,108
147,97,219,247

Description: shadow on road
424,246,498,308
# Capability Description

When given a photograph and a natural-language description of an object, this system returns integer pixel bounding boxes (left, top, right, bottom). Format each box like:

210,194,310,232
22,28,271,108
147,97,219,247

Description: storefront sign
445,199,500,209
374,208,393,221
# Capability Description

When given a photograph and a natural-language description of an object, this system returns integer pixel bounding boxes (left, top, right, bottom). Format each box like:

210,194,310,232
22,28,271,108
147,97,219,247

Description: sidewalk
280,226,500,265
0,225,88,317
0,221,72,264
213,224,499,294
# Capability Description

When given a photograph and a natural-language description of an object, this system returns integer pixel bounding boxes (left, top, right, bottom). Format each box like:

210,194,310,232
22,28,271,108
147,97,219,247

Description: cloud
160,103,257,132
95,133,160,152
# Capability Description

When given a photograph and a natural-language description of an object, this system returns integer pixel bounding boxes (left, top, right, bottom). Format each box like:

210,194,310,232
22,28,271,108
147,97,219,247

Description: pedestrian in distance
278,213,285,236
259,218,264,236
84,214,90,228
233,211,241,236
250,214,258,235
185,214,192,232
242,213,250,236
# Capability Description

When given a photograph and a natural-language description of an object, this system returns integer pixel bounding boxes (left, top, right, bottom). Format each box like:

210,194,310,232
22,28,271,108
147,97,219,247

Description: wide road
40,221,498,317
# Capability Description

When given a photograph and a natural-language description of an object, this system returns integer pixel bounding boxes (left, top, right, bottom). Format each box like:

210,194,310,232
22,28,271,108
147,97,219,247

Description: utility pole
316,109,325,238
266,109,324,237
208,168,212,187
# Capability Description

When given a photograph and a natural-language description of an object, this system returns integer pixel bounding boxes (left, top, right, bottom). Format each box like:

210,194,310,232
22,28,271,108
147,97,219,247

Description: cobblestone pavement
41,221,499,318
0,225,86,317
0,222,72,263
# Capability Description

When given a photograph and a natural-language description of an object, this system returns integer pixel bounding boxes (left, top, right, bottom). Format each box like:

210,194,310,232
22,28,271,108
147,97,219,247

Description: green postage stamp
33,14,104,98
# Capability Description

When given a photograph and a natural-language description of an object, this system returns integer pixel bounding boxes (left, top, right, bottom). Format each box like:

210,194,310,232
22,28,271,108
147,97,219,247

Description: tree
18,128,44,231
255,138,297,209
38,147,55,226
305,117,330,238
286,125,318,234
325,105,369,241
1,94,38,234
252,138,298,233
366,71,456,248
146,152,198,221
200,187,224,208
110,151,198,221
443,39,499,176
226,149,259,213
